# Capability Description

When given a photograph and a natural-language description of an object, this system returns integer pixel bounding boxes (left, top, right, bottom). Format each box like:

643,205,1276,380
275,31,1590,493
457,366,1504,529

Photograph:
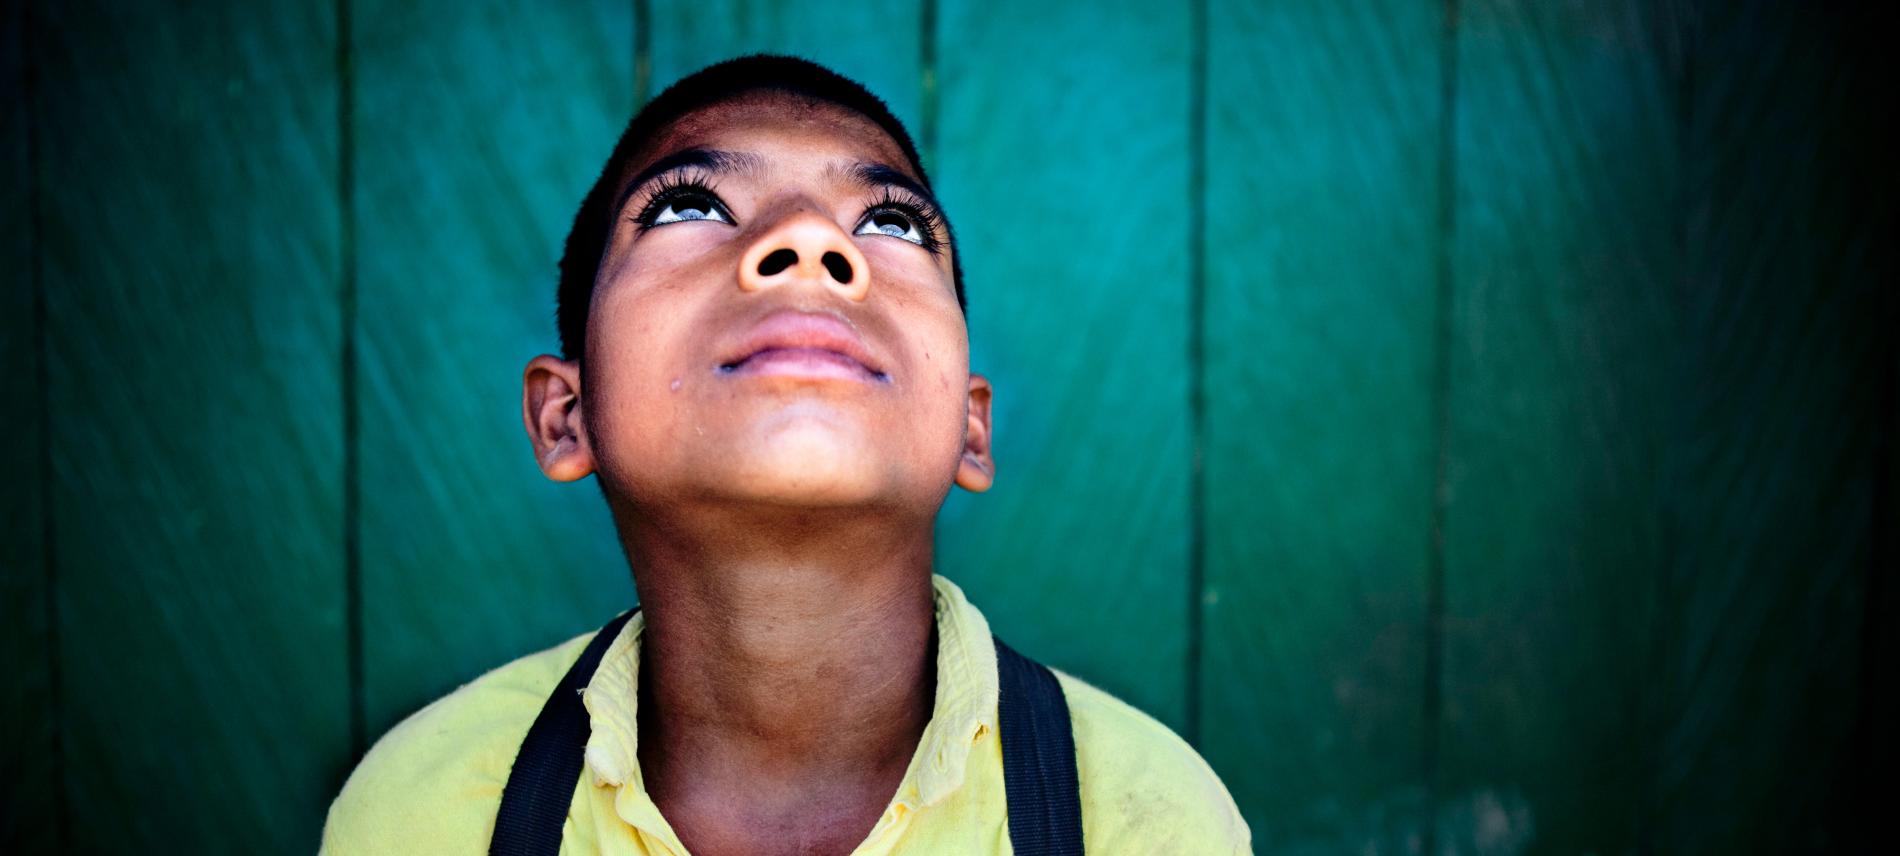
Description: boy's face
525,93,993,521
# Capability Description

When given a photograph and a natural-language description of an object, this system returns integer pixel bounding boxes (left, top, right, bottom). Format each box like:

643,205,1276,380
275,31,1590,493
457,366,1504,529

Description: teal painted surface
647,1,924,139
34,1,350,851
1202,0,1441,849
1443,2,1678,850
1,0,53,848
1654,3,1880,850
4,1,1891,852
353,0,635,742
933,0,1196,732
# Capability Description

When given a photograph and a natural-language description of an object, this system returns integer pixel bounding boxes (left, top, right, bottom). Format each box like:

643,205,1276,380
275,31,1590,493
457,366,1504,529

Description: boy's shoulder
320,630,596,855
1055,669,1253,855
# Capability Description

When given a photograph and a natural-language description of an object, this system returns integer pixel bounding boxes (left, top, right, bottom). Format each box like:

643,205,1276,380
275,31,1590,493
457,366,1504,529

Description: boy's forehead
622,93,918,188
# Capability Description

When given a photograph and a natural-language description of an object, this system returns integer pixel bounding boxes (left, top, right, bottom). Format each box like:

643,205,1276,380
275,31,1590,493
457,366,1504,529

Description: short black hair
555,54,964,360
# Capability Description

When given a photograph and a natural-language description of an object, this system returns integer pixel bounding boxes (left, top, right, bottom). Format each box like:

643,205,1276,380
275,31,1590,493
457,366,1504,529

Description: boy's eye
856,209,925,245
647,191,731,226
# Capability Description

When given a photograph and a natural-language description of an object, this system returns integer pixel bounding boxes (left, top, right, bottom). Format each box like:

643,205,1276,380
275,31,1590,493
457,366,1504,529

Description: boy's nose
737,209,871,301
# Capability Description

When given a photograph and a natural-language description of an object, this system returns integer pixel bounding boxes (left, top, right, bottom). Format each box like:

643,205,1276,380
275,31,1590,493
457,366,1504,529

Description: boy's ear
955,373,995,493
522,355,596,482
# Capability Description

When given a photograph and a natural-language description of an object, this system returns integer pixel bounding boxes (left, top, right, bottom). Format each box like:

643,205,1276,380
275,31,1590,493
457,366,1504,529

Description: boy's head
523,55,994,528
555,55,964,359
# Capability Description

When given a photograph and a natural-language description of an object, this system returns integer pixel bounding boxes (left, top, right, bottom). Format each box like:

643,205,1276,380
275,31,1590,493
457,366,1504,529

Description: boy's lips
717,310,888,382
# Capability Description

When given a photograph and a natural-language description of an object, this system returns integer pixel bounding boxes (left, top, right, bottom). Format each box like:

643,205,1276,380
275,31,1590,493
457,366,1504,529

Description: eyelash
629,170,728,228
862,187,947,255
627,173,947,255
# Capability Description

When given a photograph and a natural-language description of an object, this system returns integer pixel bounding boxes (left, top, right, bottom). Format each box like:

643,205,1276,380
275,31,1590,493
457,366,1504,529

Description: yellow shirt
322,575,1250,854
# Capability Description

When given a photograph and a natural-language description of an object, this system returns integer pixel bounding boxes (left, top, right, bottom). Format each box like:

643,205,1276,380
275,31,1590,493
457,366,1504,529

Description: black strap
489,611,1084,855
488,608,638,856
993,636,1085,856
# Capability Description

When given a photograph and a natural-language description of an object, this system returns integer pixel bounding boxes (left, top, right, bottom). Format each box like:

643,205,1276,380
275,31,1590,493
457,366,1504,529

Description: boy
323,55,1248,855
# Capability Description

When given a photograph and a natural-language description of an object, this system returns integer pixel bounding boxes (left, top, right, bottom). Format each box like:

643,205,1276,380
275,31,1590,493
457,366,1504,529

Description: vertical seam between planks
634,0,651,107
1649,2,1697,850
919,0,937,169
1862,177,1896,856
1423,1,1460,852
1184,0,1208,748
1854,2,1898,844
338,0,365,760
25,0,66,846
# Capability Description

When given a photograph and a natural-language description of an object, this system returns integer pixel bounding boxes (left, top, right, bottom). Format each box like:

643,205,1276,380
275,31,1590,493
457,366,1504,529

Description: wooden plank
933,0,1194,729
0,0,55,847
354,1,635,736
1201,0,1441,846
37,1,349,850
1440,1,1678,850
1653,2,1882,850
647,0,924,138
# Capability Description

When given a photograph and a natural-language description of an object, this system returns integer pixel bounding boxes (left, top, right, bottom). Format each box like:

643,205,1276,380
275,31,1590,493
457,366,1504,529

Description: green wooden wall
3,1,1891,852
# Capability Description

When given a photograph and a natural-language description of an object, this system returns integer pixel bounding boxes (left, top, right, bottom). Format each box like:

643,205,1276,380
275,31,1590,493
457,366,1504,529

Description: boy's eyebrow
613,147,761,213
847,162,940,208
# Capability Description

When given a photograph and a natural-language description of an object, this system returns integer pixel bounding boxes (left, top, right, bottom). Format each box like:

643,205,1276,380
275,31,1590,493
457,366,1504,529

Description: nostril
757,248,797,277
821,251,853,284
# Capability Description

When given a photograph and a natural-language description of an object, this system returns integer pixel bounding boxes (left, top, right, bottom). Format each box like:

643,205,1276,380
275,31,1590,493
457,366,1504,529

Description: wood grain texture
1442,1,1678,850
1652,2,1880,850
354,0,635,737
647,0,924,139
1,0,55,847
5,3,1889,850
1201,0,1440,847
931,0,1194,729
37,1,349,850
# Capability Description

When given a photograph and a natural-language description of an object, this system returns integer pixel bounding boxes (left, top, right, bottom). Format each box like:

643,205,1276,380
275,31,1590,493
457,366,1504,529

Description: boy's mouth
717,310,889,383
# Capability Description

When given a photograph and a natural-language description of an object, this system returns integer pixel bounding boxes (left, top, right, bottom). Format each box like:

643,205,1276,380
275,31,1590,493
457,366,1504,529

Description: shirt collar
579,574,999,831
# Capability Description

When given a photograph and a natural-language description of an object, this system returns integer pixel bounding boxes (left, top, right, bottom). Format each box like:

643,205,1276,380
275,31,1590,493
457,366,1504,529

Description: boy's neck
617,503,939,850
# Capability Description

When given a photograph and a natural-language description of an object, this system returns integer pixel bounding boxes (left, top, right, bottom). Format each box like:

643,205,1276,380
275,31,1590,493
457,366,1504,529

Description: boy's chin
689,435,943,514
713,474,890,510
712,442,895,508
610,413,957,514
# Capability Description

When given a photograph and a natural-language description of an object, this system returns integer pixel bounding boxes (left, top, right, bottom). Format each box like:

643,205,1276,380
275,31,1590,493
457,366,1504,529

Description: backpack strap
488,612,1086,855
992,635,1085,855
488,608,637,856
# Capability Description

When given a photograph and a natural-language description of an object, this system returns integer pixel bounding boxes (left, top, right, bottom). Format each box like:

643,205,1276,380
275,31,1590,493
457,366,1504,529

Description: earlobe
955,373,995,493
522,355,596,482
